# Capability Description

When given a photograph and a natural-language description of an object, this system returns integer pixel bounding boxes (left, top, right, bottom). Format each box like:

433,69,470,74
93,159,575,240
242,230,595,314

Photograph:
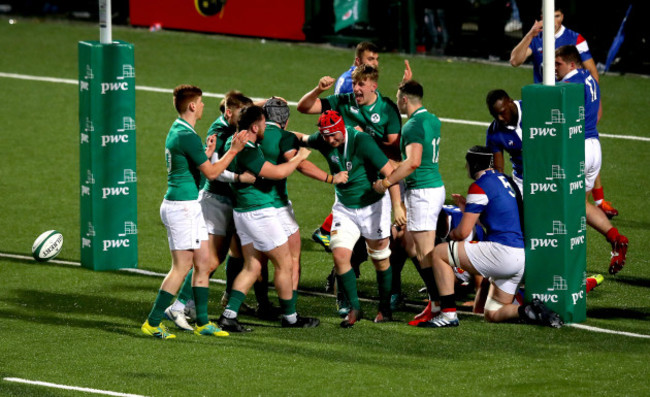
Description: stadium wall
129,0,306,41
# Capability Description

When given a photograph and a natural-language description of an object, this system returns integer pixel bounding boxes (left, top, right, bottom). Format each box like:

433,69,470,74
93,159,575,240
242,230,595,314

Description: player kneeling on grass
217,105,319,332
141,85,248,339
420,146,562,328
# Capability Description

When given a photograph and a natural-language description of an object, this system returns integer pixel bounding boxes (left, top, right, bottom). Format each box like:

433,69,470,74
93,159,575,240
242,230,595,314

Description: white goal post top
99,0,112,44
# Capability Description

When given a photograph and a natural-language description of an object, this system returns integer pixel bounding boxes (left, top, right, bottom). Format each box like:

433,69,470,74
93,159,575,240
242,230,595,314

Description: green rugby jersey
225,137,275,212
201,115,236,200
164,118,209,201
321,90,401,148
401,107,444,189
259,123,301,208
308,127,388,209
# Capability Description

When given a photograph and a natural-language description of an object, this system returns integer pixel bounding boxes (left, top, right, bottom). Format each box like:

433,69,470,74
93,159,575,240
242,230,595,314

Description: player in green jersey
298,64,405,311
294,110,405,327
297,64,402,161
373,80,446,325
163,91,262,330
141,84,248,339
255,98,349,320
217,105,319,331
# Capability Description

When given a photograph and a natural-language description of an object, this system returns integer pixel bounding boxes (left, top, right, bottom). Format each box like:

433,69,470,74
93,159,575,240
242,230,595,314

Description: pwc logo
529,127,556,139
101,134,129,147
102,186,130,199
529,183,557,195
100,81,129,95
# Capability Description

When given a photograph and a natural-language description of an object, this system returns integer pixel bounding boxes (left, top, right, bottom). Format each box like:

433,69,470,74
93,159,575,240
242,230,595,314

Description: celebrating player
217,105,318,332
141,84,248,339
295,110,405,326
372,80,446,325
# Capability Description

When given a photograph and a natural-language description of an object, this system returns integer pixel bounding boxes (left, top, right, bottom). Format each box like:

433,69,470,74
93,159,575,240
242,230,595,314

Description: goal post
522,83,586,324
78,1,137,271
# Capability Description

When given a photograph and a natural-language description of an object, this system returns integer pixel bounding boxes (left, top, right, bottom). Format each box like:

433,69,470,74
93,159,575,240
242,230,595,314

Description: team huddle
141,12,629,339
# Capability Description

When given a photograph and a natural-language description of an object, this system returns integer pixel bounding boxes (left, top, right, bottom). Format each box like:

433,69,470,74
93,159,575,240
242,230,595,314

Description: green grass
0,17,649,396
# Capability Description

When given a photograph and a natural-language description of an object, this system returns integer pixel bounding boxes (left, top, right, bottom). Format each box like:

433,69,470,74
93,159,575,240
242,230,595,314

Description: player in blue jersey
334,41,380,95
510,3,619,217
555,45,628,275
418,146,562,328
510,4,599,84
485,89,524,195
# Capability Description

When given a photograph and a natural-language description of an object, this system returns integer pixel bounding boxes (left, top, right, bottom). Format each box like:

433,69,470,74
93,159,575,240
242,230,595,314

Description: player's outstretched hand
239,171,256,184
318,76,335,91
452,193,467,212
402,59,412,83
296,146,311,161
333,171,348,184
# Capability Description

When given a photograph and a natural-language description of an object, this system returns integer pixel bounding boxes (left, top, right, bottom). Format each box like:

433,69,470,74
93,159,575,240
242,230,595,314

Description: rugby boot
408,300,440,326
194,322,229,337
164,306,194,331
217,315,252,333
586,274,604,293
141,320,176,339
311,228,331,252
281,315,320,328
340,309,362,328
609,234,628,275
598,200,619,219
373,310,392,323
520,299,563,328
417,312,459,328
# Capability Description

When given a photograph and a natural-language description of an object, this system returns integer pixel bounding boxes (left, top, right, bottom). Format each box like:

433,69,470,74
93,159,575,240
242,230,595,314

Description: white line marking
2,252,649,339
566,323,650,339
3,377,148,397
1,71,648,142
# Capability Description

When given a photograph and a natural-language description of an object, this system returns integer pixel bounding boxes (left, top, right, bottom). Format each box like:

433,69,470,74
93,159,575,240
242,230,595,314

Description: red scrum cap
317,110,345,136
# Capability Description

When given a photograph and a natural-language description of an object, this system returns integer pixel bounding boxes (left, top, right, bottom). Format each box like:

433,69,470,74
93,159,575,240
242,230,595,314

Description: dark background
2,0,647,75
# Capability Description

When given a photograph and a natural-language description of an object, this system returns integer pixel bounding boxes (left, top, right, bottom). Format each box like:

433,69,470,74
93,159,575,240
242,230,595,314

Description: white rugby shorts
330,194,391,251
584,138,602,192
160,199,208,250
463,241,525,295
234,207,288,252
405,186,445,232
276,201,299,238
198,190,234,236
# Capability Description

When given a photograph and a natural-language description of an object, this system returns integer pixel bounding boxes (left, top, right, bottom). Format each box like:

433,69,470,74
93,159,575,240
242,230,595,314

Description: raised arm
510,20,542,67
297,76,335,114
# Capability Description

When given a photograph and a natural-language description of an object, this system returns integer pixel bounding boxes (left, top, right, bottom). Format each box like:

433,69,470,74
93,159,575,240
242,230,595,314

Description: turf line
2,252,649,339
3,377,148,397
1,71,649,142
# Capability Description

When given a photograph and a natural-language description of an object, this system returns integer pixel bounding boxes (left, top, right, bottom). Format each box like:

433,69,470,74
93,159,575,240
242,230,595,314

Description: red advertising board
130,0,306,41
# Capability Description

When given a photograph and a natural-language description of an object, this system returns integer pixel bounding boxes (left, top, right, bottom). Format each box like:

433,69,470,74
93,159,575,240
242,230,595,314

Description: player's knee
367,245,391,261
483,296,505,323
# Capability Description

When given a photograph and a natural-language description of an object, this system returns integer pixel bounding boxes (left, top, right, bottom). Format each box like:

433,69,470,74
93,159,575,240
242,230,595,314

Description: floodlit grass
0,17,649,396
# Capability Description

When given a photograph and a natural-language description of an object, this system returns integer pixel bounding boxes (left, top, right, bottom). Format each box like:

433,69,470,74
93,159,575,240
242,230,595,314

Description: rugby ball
32,230,63,262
